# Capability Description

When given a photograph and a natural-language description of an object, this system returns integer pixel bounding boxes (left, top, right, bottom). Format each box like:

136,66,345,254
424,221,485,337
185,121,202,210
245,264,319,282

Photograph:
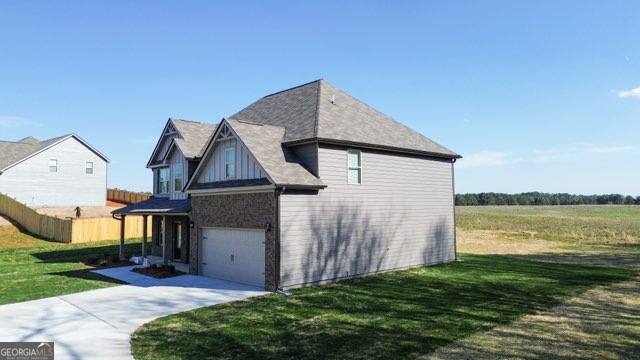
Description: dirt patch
458,229,566,255
0,215,10,227
35,205,124,219
427,276,640,360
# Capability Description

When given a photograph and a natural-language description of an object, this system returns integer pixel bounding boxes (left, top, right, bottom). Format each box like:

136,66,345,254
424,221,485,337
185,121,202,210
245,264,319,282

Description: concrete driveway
0,266,267,360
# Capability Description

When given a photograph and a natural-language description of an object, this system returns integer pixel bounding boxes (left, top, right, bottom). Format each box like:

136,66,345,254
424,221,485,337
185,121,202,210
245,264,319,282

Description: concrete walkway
0,267,267,360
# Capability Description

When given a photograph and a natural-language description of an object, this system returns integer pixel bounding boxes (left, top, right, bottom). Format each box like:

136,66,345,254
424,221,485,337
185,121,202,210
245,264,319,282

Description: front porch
146,255,190,273
111,197,192,271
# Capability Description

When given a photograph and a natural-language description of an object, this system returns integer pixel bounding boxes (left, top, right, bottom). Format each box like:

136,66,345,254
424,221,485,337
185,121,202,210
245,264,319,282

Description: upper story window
85,161,94,174
225,147,235,178
347,150,362,185
49,159,58,173
158,168,170,194
174,163,183,192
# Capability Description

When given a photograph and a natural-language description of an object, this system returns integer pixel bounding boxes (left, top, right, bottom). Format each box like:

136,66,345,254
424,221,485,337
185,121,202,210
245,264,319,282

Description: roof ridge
262,79,323,98
313,80,322,138
170,118,213,125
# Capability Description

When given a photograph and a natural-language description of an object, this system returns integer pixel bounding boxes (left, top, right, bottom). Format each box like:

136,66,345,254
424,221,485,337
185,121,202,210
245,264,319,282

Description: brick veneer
189,191,278,291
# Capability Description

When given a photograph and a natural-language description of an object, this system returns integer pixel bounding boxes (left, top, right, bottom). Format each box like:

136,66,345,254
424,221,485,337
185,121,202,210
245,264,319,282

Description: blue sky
1,1,638,195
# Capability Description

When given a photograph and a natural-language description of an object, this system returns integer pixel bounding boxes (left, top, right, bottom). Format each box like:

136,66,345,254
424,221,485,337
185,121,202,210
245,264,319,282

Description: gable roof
185,119,325,191
230,79,460,159
171,119,217,159
226,119,325,188
0,134,110,173
146,118,217,167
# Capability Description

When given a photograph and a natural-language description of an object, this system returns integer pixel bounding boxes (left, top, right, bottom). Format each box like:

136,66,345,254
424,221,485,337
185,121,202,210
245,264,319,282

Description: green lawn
131,254,635,360
0,224,141,305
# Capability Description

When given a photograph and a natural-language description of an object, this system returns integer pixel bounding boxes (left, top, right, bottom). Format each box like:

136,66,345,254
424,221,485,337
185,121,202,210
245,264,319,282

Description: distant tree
454,192,638,206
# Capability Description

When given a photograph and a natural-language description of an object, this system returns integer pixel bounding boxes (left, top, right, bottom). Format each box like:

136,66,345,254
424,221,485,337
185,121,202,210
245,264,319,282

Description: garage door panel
201,228,265,287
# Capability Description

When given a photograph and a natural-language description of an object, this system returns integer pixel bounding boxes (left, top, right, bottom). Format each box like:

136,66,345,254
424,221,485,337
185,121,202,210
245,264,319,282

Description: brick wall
189,191,278,291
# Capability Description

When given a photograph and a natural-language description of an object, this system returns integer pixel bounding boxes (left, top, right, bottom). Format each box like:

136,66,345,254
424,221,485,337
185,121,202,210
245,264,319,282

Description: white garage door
201,227,265,287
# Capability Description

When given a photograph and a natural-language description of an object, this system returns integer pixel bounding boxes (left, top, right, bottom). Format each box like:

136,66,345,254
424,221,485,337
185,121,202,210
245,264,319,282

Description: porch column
119,215,126,260
162,215,168,265
142,215,148,258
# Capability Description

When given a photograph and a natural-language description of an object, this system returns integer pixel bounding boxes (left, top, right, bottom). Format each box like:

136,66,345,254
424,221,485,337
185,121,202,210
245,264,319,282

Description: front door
173,222,182,261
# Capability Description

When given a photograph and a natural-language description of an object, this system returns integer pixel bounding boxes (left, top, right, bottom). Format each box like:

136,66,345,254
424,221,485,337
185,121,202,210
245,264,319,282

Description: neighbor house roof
0,134,110,173
230,79,460,159
112,197,191,215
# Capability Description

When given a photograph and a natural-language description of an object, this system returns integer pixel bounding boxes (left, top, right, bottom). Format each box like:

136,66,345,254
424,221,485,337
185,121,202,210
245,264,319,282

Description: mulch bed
132,266,185,279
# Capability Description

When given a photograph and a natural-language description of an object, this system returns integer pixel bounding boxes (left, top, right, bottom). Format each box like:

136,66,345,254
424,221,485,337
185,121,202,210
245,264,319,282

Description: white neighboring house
0,134,109,207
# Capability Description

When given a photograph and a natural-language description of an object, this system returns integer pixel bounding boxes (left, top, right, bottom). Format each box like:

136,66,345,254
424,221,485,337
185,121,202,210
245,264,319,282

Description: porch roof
111,197,191,216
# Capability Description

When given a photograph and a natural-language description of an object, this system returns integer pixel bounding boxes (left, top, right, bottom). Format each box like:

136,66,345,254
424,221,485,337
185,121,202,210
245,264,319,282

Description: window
158,168,170,194
347,150,362,184
225,147,235,178
49,159,58,173
85,161,93,174
174,163,183,192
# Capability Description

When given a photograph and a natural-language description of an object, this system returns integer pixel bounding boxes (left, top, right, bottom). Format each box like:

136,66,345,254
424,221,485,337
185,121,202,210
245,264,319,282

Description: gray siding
0,137,107,207
290,143,319,177
196,137,264,183
279,144,455,288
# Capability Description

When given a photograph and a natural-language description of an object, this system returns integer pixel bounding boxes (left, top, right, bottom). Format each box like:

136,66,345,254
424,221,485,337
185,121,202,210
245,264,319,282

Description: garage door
201,228,265,287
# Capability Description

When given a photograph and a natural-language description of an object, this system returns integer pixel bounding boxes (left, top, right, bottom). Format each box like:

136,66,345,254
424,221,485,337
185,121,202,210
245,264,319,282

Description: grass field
132,205,640,360
0,223,141,305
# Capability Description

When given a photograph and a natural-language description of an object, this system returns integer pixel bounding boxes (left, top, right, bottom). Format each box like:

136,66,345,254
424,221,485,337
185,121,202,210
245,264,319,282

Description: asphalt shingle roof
0,135,71,172
170,119,217,159
230,79,459,158
112,197,191,215
226,119,325,188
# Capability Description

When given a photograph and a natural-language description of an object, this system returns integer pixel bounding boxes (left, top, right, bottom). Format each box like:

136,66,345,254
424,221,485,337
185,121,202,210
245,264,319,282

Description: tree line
455,192,640,206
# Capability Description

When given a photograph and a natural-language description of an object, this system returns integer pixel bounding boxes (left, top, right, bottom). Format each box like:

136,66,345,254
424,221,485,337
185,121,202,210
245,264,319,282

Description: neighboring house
0,134,110,207
114,80,461,291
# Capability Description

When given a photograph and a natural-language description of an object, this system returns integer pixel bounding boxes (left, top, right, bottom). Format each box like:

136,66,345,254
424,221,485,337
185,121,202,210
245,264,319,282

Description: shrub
166,264,176,273
87,257,98,265
111,255,121,264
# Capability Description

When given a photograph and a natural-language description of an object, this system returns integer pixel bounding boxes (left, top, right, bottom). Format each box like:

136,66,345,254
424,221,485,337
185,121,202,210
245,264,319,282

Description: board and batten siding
0,137,107,207
278,144,455,288
196,138,265,183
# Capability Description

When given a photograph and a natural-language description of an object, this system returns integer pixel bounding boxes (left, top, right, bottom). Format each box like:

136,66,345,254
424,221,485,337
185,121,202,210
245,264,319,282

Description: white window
225,147,235,178
49,159,58,173
347,150,362,184
158,168,170,194
85,161,93,174
174,163,183,191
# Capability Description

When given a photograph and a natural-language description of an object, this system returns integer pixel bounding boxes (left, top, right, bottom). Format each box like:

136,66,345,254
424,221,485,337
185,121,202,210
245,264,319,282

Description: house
114,80,461,291
0,134,110,207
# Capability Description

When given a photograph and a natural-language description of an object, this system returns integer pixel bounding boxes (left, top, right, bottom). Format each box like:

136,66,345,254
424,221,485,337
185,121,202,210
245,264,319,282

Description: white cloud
457,151,509,169
585,145,635,154
460,145,637,168
532,144,636,163
618,87,640,99
0,115,41,128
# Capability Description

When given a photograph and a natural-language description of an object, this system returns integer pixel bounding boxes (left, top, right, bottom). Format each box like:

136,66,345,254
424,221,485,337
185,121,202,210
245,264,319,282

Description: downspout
274,186,284,293
451,158,458,261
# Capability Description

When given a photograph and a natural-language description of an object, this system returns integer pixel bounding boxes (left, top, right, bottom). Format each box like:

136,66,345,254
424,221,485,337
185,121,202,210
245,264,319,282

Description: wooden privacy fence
0,193,151,243
107,188,151,204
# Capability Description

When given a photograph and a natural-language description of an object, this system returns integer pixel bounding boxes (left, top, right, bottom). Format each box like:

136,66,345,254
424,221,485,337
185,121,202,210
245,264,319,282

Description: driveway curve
0,266,266,359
